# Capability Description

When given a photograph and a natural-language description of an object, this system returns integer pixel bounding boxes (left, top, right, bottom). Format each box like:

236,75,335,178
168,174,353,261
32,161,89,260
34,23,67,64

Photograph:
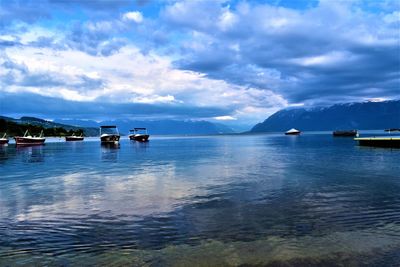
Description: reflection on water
16,145,45,163
0,146,8,161
0,134,400,266
101,143,120,162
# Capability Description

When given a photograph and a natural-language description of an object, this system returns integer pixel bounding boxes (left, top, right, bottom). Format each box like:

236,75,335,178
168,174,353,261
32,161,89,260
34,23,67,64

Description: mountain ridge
0,116,99,136
0,116,236,136
251,100,400,132
55,119,236,135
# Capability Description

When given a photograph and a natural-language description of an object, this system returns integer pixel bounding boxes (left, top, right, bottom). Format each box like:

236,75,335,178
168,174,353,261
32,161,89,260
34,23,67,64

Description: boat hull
0,139,9,145
100,134,120,144
285,132,301,135
333,130,358,137
129,134,150,142
65,136,84,141
355,137,400,148
14,137,45,146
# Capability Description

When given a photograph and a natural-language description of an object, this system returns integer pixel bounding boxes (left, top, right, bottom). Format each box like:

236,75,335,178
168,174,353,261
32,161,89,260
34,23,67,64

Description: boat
65,133,84,141
129,128,150,142
354,137,400,148
333,130,358,137
14,130,45,146
100,126,120,144
0,133,9,145
285,128,301,135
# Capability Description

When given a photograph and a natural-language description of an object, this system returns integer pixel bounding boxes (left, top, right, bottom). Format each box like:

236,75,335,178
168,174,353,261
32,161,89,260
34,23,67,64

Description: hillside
0,116,98,136
55,119,235,135
251,100,400,132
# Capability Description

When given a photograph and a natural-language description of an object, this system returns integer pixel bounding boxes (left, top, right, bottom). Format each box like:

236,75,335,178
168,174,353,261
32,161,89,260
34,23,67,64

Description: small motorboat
100,126,120,144
285,128,301,135
14,130,45,146
0,133,9,145
129,128,150,142
354,137,400,148
333,130,358,137
65,133,84,141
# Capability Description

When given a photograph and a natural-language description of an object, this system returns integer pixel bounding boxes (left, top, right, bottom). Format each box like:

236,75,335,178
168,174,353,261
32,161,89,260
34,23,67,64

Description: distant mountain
55,119,236,135
0,116,99,136
251,100,400,132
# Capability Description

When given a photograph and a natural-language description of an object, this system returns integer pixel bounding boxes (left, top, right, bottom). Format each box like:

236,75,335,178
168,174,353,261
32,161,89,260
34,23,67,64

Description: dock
354,137,400,148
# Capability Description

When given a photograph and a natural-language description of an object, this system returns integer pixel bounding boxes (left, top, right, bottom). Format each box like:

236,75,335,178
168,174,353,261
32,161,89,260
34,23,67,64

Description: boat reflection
101,143,120,162
0,145,9,161
130,139,149,152
16,145,45,163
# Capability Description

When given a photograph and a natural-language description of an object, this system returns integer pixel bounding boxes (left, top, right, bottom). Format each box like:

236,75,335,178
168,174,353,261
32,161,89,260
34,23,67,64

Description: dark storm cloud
163,1,400,105
0,92,232,120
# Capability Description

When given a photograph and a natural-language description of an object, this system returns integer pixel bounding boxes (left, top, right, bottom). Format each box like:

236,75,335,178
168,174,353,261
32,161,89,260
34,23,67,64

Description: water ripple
1,134,400,265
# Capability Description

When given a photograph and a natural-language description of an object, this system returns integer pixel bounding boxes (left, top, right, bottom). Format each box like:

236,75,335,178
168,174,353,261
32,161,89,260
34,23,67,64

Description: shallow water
1,133,400,266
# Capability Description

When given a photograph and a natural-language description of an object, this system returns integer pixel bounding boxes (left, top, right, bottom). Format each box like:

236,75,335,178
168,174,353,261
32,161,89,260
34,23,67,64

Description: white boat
100,126,120,144
128,128,150,142
65,133,84,141
0,133,9,145
285,128,301,135
14,130,46,145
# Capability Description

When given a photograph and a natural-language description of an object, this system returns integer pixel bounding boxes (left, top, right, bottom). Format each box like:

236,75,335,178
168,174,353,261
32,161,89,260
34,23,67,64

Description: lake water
1,132,400,266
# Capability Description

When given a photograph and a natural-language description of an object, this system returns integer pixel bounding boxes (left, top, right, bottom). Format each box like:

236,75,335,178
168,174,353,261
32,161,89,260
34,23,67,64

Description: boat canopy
100,126,119,135
130,128,147,131
286,128,300,133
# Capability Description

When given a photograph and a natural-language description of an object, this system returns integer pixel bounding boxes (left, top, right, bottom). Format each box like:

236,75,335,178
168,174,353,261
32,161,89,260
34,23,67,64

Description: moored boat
129,128,150,142
65,133,84,141
0,133,9,145
100,126,120,144
285,128,301,135
14,130,45,146
333,130,358,137
354,137,400,148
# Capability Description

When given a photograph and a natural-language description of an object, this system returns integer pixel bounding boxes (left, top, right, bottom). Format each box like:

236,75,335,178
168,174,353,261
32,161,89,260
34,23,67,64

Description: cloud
0,92,232,120
1,43,286,123
0,0,398,125
162,0,226,32
122,11,144,23
0,1,50,28
163,0,399,105
214,116,237,121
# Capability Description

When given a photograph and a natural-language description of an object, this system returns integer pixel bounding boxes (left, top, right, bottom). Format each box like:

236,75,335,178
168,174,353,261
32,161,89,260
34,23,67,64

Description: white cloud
1,43,287,124
2,0,397,123
218,9,237,31
290,51,356,67
214,116,237,121
0,34,17,42
131,94,179,104
384,11,400,24
122,11,143,23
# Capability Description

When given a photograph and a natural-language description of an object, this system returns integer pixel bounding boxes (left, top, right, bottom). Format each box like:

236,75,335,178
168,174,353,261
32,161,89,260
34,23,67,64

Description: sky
0,0,399,128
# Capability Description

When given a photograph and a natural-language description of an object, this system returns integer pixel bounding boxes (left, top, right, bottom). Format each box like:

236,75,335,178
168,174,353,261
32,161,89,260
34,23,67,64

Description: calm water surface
1,133,400,266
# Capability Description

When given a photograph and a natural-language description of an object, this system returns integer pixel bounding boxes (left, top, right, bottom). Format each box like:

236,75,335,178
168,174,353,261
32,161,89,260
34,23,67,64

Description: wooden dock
354,137,400,148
